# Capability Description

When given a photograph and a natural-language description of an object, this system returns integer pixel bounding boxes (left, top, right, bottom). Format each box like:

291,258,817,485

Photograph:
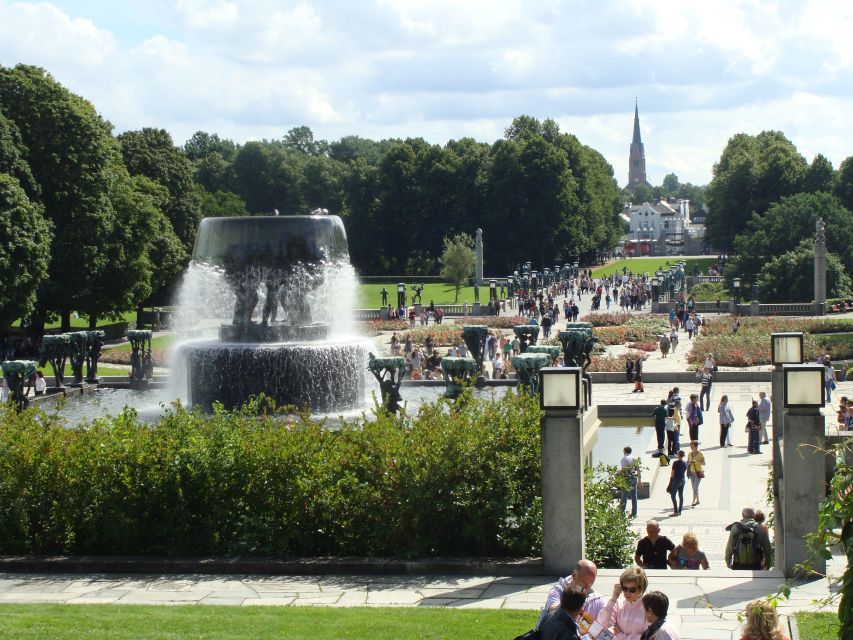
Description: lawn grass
12,311,137,330
592,257,717,278
107,335,176,352
357,282,484,308
36,362,128,378
795,611,840,639
0,604,534,639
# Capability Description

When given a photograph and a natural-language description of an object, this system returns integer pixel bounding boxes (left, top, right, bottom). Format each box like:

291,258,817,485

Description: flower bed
404,325,463,347
357,320,408,335
580,312,631,326
453,315,527,329
588,351,647,372
101,348,170,368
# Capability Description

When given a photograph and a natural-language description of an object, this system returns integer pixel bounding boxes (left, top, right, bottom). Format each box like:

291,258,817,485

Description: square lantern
771,333,804,366
539,367,582,411
782,364,825,408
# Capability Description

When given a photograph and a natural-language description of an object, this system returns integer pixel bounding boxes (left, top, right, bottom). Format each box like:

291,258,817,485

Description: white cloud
0,0,852,185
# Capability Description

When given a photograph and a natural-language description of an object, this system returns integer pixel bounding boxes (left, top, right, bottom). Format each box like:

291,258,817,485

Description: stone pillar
750,300,760,317
814,218,826,316
475,228,484,286
770,366,785,572
781,408,827,577
541,409,585,574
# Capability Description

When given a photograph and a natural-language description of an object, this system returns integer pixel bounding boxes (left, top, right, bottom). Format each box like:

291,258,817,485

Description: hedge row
0,393,635,565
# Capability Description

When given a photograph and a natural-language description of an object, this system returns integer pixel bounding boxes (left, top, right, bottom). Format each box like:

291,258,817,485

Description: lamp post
779,362,827,577
732,278,741,306
397,282,406,309
489,279,497,301
752,282,759,303
539,367,585,573
574,261,579,278
769,331,804,570
651,277,660,304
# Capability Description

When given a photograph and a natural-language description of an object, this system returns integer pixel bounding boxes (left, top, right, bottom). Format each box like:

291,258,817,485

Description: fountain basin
180,339,367,413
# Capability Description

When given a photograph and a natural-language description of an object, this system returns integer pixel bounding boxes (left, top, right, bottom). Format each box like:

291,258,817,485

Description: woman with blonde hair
596,566,650,639
667,532,710,570
739,599,789,640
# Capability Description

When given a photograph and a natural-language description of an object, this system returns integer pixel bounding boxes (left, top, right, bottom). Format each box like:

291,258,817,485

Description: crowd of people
530,556,789,639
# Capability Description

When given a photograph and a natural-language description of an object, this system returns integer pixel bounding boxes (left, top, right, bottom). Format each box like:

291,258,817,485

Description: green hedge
0,392,635,565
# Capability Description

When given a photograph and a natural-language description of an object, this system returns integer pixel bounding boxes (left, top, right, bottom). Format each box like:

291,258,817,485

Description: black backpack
732,521,763,566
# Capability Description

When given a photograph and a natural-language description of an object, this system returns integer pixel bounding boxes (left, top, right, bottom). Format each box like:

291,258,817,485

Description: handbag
665,479,673,493
696,471,705,478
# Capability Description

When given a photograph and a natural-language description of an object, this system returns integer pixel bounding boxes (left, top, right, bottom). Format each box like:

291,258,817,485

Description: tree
118,128,202,254
706,131,808,251
439,233,475,302
283,126,328,157
0,113,39,200
199,190,250,217
802,153,835,194
756,241,850,303
0,64,122,332
834,156,853,213
661,173,680,193
0,173,51,329
727,192,853,286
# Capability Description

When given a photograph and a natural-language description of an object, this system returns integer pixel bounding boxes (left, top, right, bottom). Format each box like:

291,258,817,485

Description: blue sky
2,0,852,186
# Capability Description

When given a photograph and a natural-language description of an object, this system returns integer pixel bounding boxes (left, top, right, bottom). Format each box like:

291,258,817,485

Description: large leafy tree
706,131,808,252
0,64,121,331
756,241,850,303
726,192,853,286
118,128,202,254
0,173,51,329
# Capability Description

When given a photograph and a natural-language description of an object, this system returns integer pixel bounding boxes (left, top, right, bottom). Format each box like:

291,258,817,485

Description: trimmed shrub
0,393,635,567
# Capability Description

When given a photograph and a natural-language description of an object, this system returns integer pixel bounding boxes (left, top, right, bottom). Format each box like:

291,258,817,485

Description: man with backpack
724,507,772,570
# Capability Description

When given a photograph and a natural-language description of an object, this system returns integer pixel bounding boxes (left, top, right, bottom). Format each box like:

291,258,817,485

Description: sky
1,0,852,186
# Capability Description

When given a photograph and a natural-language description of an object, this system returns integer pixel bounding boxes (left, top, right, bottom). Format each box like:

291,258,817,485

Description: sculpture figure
1,360,36,411
85,330,105,383
512,325,540,353
440,356,479,399
39,334,70,388
411,285,424,304
68,331,89,386
367,353,406,413
473,283,480,303
510,352,551,393
128,329,154,387
461,326,489,383
380,287,389,307
815,217,826,244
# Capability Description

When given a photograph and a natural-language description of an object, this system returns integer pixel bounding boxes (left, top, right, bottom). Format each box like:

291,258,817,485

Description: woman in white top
0,377,8,403
718,395,735,448
34,371,47,395
640,591,681,640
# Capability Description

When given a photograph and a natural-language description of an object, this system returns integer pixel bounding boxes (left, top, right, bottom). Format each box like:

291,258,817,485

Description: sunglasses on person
621,585,640,593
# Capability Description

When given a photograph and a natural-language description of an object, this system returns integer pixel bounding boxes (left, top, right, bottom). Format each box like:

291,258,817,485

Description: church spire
632,98,642,146
626,100,649,191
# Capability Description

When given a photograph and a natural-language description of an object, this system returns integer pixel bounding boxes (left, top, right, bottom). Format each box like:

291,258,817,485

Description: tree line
0,65,625,333
705,130,853,302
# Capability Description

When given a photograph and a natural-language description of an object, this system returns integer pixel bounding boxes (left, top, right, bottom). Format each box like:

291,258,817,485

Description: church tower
626,100,650,191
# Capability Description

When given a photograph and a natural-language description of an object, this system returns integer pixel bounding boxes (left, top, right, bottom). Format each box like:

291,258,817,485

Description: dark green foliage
0,173,51,328
584,464,636,568
0,64,122,326
835,156,853,213
756,242,851,304
0,392,634,567
706,131,809,252
726,192,853,288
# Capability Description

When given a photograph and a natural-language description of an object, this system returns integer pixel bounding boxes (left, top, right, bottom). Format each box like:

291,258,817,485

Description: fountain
176,214,367,413
525,344,561,364
85,330,105,383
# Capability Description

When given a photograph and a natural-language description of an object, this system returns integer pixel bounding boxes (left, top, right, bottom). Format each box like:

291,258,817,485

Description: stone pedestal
472,302,481,316
750,301,759,317
771,367,784,571
781,408,827,577
380,306,391,321
541,409,585,574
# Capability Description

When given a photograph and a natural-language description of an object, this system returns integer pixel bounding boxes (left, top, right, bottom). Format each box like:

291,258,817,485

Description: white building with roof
624,198,690,256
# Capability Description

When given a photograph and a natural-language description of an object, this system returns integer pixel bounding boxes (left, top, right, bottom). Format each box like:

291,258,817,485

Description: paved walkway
0,379,846,639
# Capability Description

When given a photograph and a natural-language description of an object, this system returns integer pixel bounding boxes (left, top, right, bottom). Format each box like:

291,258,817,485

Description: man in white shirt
538,559,605,628
619,446,638,518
